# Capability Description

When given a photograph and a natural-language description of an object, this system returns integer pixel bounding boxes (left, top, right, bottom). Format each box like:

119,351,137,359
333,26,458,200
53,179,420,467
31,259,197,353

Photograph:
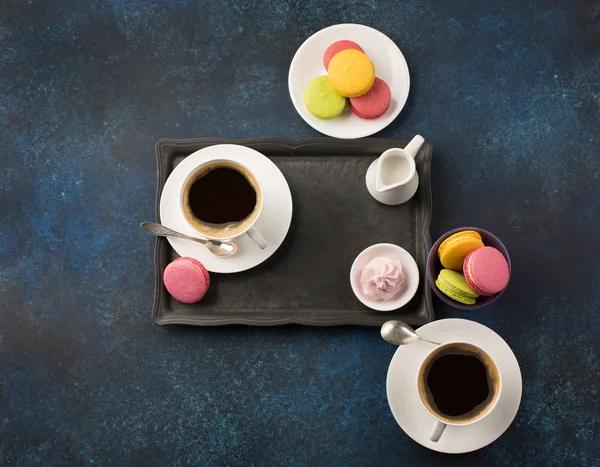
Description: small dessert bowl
427,227,511,310
350,243,420,311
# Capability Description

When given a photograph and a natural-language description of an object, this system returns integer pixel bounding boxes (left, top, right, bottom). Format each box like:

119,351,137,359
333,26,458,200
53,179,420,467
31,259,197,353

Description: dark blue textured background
1,0,599,465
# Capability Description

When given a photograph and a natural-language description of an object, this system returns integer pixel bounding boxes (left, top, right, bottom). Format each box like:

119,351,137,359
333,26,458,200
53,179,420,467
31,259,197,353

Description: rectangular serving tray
153,138,434,326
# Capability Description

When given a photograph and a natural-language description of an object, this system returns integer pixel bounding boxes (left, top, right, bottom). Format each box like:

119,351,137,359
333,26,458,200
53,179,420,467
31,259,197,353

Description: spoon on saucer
141,222,237,257
381,320,440,346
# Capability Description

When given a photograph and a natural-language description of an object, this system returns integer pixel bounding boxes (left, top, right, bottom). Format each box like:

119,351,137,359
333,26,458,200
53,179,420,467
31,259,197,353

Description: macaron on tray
304,40,392,121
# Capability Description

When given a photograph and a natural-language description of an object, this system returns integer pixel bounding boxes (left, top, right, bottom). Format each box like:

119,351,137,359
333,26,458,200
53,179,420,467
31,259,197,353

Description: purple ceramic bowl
426,227,511,310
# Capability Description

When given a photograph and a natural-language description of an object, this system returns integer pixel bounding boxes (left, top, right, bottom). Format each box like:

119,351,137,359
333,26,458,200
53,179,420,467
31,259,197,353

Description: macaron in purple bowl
426,227,511,309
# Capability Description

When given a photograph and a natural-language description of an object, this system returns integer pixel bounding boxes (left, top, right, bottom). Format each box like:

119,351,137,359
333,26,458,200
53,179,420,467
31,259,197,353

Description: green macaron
303,76,346,119
435,269,480,305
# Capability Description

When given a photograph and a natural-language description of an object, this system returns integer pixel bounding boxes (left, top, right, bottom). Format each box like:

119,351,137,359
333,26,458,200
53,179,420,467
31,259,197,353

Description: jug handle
404,135,425,159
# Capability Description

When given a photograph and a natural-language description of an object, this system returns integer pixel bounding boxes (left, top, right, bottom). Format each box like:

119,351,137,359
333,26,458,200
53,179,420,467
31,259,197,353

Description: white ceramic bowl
350,243,420,311
288,23,410,139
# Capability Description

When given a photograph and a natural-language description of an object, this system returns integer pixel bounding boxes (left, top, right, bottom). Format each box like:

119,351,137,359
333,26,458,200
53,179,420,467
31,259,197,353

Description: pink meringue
360,256,405,301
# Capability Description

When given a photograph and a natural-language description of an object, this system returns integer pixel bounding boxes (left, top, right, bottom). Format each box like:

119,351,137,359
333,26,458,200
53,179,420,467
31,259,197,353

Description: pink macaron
349,77,391,120
463,247,509,296
323,40,365,70
163,257,210,304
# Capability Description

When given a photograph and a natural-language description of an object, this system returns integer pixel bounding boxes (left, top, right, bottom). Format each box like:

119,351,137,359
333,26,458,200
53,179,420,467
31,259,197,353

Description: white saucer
350,243,419,311
288,24,410,139
159,145,293,273
386,319,522,453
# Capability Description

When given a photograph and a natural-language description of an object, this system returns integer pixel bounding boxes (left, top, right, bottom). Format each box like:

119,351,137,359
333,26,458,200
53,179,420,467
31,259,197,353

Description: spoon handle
419,337,441,345
141,222,208,245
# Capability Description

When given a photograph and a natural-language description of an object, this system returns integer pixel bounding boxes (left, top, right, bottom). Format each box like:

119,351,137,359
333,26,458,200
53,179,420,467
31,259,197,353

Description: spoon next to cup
141,222,237,257
381,320,440,346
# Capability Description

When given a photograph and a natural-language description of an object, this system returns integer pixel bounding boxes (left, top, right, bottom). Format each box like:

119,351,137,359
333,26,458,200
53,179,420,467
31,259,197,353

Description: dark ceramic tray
152,138,434,326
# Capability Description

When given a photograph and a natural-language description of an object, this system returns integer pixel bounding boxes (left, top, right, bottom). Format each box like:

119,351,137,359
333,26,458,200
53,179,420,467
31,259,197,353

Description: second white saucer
386,318,522,453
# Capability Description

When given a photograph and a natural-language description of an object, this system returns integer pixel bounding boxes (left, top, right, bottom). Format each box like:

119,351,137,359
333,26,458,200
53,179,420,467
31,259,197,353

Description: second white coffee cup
416,341,503,442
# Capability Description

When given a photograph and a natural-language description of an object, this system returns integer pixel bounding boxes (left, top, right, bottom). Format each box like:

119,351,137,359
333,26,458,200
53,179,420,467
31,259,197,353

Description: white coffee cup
180,159,267,250
416,342,503,442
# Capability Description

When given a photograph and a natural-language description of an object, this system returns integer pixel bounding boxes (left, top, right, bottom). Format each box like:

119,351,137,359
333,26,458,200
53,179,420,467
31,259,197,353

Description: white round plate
386,319,522,454
288,24,410,139
159,145,293,273
350,243,419,311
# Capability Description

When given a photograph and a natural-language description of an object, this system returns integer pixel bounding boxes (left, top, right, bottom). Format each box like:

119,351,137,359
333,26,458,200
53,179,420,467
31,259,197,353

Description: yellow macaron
327,49,375,98
438,230,485,271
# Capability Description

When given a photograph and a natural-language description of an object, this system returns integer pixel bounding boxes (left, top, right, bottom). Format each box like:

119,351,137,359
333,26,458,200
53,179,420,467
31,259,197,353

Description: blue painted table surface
1,0,599,465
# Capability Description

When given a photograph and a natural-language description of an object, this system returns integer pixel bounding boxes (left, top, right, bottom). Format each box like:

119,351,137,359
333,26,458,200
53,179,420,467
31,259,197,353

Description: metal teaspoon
381,320,440,346
141,222,237,257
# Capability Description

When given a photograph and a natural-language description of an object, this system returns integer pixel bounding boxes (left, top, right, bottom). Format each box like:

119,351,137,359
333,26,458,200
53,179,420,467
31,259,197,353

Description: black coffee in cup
426,353,489,416
188,167,256,224
181,161,262,239
418,343,500,424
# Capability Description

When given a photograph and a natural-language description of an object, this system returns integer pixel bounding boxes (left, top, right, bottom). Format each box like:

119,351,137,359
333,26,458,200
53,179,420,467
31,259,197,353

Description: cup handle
429,420,447,442
247,227,267,250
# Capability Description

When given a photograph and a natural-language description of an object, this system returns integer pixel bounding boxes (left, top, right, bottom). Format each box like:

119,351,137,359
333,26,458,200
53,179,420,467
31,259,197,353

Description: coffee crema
418,343,500,424
181,161,262,239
